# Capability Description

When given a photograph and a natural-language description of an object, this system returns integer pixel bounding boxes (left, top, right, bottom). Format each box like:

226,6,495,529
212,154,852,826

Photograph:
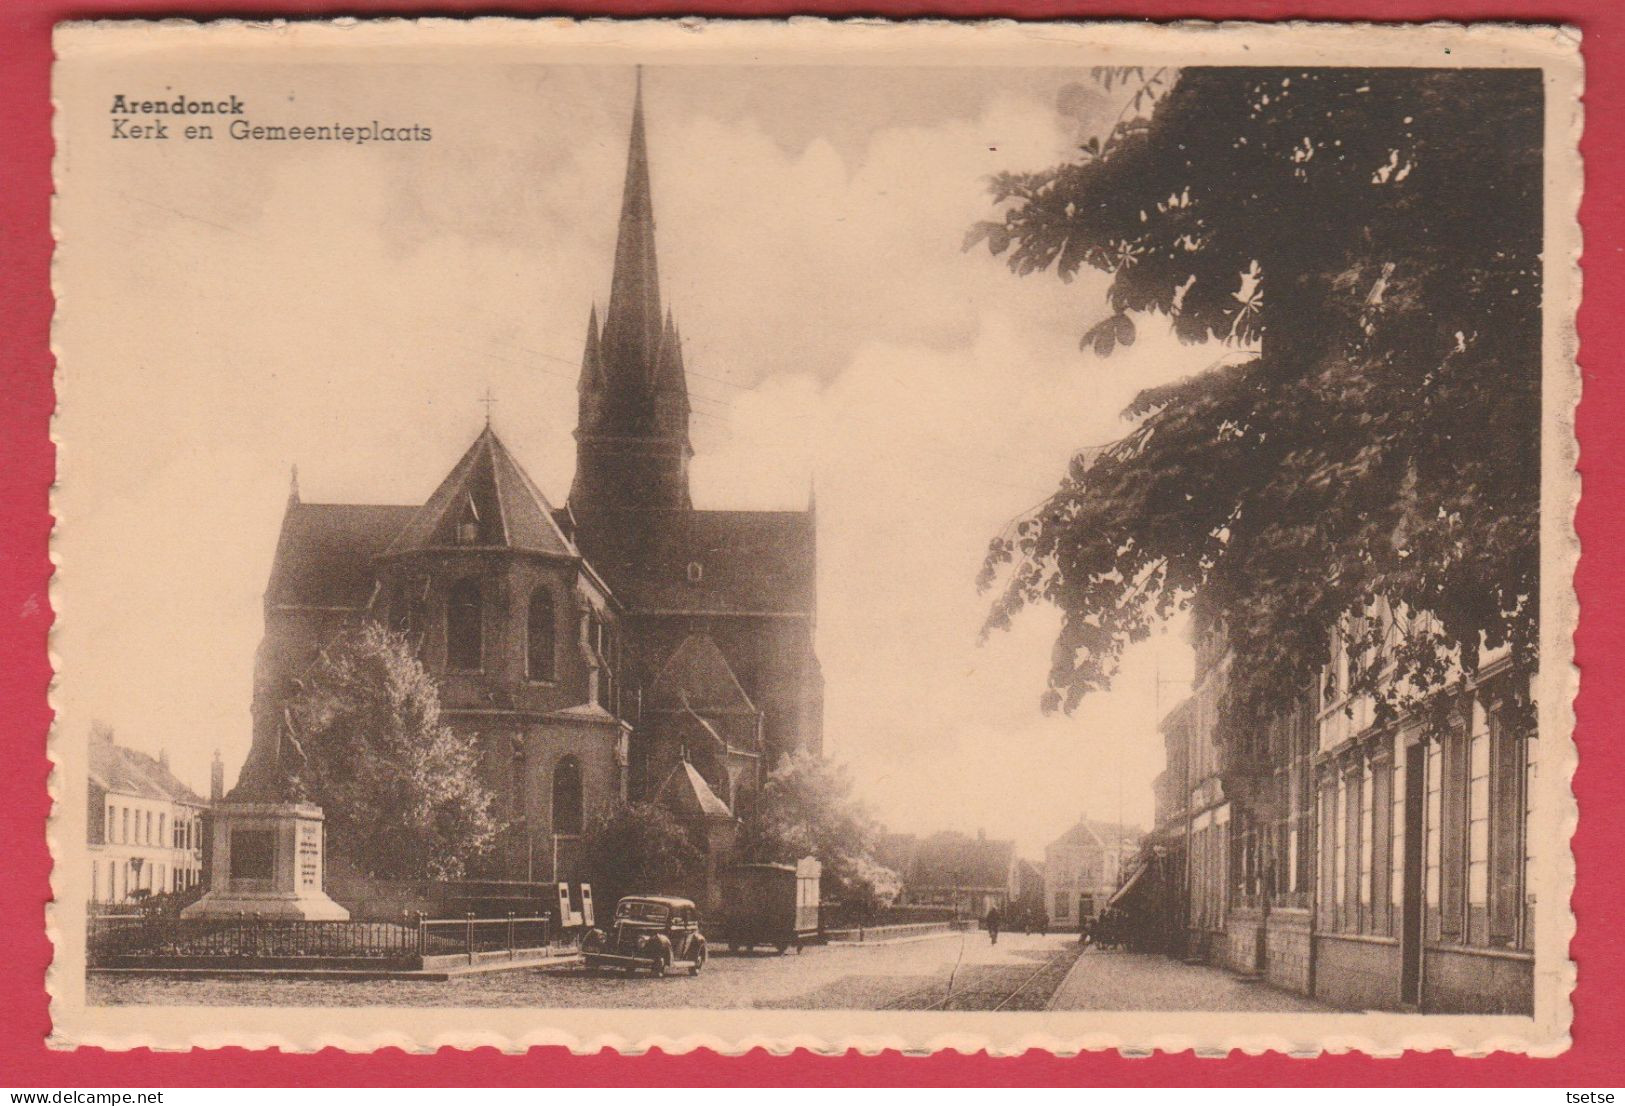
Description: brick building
1135,602,1536,1014
232,77,822,899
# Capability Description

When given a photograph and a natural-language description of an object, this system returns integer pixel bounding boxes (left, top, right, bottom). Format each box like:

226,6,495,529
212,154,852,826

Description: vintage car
581,895,708,977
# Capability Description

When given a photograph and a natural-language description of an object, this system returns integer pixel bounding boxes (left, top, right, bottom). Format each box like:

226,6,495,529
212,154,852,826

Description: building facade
233,78,822,892
1308,604,1534,1013
1131,603,1536,1014
88,729,207,904
1043,818,1142,928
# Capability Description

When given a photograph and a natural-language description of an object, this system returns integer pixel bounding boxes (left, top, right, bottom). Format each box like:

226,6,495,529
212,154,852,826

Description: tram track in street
879,938,1082,1012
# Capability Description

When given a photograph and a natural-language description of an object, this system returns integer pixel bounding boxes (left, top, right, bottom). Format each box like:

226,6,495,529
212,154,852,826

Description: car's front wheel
651,953,668,978
690,944,707,976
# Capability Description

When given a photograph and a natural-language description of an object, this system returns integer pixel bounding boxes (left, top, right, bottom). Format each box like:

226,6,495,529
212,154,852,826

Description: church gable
384,426,577,558
648,633,757,715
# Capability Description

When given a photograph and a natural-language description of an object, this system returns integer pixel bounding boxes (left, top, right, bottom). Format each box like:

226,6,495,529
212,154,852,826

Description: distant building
1043,818,1143,928
881,830,1018,917
87,728,206,904
1013,858,1047,918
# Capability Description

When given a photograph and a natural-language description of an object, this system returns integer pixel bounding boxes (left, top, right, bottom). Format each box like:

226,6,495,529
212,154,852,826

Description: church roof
655,760,734,820
90,732,206,806
266,502,417,608
384,425,577,558
570,508,816,616
648,634,757,714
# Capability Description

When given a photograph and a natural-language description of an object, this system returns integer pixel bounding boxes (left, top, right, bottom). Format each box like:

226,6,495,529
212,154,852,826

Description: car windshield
616,901,670,923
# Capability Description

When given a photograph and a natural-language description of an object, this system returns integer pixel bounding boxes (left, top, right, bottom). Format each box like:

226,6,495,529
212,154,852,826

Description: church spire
600,68,663,395
569,70,693,515
577,303,605,429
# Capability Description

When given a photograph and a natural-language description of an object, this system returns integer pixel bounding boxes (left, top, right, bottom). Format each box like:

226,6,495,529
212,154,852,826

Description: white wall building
1043,818,1143,927
88,729,207,904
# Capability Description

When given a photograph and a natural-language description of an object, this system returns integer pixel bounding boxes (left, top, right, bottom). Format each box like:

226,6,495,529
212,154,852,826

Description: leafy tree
581,800,704,910
969,67,1543,736
278,623,503,880
736,752,893,911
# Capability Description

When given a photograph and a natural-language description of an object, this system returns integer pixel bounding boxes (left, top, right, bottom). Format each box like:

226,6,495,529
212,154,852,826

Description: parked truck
718,858,821,954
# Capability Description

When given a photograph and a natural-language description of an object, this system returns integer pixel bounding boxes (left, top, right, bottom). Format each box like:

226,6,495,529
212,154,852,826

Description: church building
236,77,823,889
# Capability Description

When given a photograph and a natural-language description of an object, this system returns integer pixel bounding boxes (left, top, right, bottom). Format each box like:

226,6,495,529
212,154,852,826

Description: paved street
91,932,1331,1012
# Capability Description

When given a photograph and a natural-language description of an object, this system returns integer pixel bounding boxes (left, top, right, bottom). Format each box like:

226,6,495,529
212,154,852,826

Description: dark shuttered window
446,579,483,672
527,588,555,682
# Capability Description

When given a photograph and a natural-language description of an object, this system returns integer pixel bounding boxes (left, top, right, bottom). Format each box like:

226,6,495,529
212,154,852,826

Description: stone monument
182,801,350,920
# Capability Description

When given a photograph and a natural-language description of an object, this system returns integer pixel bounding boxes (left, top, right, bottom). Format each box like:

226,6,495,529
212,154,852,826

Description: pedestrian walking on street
985,904,1002,945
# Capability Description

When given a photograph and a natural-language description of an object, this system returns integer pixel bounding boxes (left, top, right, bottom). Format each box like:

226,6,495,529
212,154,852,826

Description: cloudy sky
56,48,1223,856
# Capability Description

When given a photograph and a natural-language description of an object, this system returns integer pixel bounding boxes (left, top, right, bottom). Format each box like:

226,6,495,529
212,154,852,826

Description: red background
2,0,1618,1086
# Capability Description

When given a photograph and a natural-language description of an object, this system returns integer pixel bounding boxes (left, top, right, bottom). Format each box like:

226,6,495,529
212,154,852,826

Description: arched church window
446,579,483,672
527,587,555,682
552,755,583,836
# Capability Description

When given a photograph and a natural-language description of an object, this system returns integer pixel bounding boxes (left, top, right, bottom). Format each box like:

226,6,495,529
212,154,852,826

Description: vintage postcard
48,18,1580,1056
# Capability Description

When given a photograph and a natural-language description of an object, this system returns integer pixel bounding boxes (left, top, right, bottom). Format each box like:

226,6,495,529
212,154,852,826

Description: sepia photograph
46,18,1579,1055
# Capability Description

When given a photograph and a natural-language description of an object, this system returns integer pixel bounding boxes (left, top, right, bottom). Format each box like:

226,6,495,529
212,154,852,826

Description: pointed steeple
570,71,693,514
652,311,693,439
577,304,605,430
600,69,663,397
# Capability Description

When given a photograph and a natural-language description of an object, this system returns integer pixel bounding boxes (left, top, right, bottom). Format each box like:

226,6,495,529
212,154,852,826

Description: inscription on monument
297,823,320,889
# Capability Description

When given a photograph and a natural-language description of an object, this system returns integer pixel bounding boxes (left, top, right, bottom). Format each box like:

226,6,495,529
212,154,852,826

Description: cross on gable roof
384,425,577,558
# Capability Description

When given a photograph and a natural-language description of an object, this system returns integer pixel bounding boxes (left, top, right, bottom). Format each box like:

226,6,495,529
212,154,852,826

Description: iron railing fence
417,914,554,962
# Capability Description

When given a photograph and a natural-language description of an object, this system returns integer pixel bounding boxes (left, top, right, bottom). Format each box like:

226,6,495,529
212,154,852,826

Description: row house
1043,818,1143,929
88,728,208,904
1308,604,1535,1013
1139,602,1535,1014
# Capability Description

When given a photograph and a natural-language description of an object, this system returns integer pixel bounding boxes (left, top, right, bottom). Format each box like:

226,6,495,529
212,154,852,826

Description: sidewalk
1046,947,1334,1012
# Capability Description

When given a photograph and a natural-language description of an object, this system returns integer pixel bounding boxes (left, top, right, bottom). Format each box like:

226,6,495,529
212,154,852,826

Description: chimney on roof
210,750,224,804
